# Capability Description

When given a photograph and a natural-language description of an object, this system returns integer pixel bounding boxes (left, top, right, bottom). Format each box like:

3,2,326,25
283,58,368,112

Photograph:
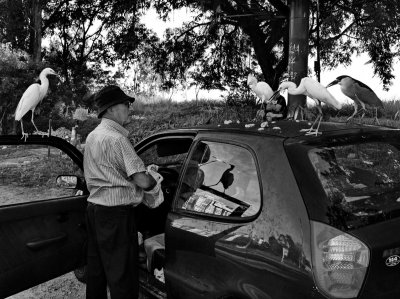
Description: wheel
74,265,87,283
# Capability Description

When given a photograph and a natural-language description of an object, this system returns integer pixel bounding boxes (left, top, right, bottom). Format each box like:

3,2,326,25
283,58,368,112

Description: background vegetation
1,0,400,139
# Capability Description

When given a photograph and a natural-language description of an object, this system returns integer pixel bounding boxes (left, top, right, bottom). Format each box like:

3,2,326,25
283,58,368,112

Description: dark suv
1,120,400,299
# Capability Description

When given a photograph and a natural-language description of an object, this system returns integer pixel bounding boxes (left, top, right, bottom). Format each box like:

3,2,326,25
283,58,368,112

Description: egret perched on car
247,74,274,119
272,77,342,136
326,75,383,123
15,68,60,141
247,74,274,104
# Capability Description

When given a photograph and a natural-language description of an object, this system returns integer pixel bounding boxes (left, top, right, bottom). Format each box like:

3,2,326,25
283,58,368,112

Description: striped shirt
83,118,146,206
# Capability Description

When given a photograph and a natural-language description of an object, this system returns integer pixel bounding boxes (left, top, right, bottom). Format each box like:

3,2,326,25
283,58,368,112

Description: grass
126,98,258,144
0,145,82,188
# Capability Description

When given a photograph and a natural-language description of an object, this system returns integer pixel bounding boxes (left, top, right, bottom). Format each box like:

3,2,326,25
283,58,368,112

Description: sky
141,8,400,103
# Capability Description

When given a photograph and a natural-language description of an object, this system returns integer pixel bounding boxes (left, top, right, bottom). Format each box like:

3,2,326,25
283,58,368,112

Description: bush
77,117,100,142
225,91,257,107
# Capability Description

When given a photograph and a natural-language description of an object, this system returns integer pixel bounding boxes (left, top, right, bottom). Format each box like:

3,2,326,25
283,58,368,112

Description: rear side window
309,142,400,229
176,141,261,218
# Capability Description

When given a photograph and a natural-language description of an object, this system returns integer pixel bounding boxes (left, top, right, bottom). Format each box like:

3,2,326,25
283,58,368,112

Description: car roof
165,120,400,140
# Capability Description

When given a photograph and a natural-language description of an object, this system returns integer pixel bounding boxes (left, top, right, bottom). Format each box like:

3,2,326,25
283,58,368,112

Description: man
83,85,158,299
264,94,288,121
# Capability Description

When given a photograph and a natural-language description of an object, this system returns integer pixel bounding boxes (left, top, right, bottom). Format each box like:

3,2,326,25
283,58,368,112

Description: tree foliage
152,0,400,90
1,0,400,110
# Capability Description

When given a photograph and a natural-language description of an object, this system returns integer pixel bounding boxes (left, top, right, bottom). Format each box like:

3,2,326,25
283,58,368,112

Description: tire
74,266,87,283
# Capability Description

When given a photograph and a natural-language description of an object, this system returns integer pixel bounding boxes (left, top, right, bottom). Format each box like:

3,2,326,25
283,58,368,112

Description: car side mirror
56,175,78,189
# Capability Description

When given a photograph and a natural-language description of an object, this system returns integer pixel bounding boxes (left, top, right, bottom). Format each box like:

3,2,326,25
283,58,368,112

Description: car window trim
173,136,263,223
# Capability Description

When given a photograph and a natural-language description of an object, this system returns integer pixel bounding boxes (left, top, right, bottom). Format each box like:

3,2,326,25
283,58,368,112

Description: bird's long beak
267,90,281,103
326,79,339,88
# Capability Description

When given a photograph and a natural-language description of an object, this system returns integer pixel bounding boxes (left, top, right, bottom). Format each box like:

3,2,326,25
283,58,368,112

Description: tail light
311,221,370,298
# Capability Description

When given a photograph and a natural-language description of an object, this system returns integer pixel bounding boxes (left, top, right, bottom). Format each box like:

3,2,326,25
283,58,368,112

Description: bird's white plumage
279,77,342,109
14,67,58,139
278,77,342,136
15,84,41,120
247,74,274,103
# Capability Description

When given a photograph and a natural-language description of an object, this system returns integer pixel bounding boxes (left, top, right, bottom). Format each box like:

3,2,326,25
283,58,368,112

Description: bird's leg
305,115,323,136
304,105,323,136
30,111,47,137
294,106,305,120
394,110,400,121
347,102,359,122
374,107,380,125
358,100,366,123
30,110,40,133
20,121,28,142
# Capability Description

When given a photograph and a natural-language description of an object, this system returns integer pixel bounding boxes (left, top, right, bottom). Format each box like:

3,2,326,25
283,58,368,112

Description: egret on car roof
247,74,274,104
273,77,342,136
15,68,60,141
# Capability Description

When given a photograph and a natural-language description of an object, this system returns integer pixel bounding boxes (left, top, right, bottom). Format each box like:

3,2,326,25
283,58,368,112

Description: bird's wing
256,82,274,100
354,83,383,108
15,84,41,120
302,78,342,109
352,78,374,92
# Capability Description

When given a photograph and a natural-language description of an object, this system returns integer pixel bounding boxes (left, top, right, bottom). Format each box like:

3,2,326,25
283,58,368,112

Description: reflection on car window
139,139,191,172
309,142,400,229
0,144,83,206
177,141,261,217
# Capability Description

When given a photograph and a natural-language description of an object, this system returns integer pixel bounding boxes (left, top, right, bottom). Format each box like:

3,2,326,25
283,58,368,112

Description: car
1,120,400,299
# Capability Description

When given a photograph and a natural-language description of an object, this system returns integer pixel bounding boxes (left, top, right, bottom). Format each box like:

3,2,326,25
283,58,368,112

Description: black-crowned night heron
272,77,342,136
326,75,383,124
15,68,60,140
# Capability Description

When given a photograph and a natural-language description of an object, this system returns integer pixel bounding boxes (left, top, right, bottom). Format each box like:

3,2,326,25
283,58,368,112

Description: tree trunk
32,0,42,63
287,0,310,118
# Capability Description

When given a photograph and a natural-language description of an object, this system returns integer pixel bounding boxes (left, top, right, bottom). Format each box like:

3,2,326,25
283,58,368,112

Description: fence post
48,118,51,158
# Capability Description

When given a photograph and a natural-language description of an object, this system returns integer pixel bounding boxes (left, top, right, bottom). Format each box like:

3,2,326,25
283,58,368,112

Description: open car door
0,135,87,298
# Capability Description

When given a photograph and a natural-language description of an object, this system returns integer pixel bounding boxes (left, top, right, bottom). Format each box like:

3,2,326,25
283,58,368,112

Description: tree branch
323,20,357,42
174,21,213,41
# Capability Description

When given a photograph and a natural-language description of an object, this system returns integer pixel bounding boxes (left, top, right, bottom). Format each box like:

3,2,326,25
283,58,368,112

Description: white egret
247,74,274,104
276,77,342,135
326,75,383,123
15,68,59,140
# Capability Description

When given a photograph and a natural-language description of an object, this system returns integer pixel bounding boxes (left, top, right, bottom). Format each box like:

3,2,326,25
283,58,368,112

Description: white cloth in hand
146,164,163,184
142,164,164,208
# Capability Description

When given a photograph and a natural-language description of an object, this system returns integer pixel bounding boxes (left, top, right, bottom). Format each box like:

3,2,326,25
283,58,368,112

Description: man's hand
146,164,159,173
146,164,163,184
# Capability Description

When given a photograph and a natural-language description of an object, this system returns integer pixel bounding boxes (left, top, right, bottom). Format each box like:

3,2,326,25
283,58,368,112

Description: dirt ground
7,273,86,299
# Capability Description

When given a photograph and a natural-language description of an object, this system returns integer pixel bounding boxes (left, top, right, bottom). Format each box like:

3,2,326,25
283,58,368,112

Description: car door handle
26,232,67,251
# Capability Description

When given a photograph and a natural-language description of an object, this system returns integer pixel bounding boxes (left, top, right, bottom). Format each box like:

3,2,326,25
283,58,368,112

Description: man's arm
131,172,157,191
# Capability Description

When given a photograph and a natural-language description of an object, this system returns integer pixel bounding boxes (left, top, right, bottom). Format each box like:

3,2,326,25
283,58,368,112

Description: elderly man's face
110,101,131,125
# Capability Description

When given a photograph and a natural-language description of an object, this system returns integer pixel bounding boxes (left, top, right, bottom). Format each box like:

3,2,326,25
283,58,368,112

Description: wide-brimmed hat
95,85,135,118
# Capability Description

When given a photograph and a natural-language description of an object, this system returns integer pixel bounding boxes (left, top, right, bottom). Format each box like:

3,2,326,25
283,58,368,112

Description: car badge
385,255,400,267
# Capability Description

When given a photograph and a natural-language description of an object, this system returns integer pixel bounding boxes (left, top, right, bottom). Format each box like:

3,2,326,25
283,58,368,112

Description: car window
138,138,193,171
0,144,83,206
309,142,400,229
176,141,261,218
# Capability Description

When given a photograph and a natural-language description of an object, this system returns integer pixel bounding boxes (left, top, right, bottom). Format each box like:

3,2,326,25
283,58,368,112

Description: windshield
309,142,400,230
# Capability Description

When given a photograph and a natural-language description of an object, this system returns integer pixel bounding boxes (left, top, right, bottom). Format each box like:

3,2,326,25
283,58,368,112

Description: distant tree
1,0,161,106
0,44,45,134
150,0,400,90
2,0,399,103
